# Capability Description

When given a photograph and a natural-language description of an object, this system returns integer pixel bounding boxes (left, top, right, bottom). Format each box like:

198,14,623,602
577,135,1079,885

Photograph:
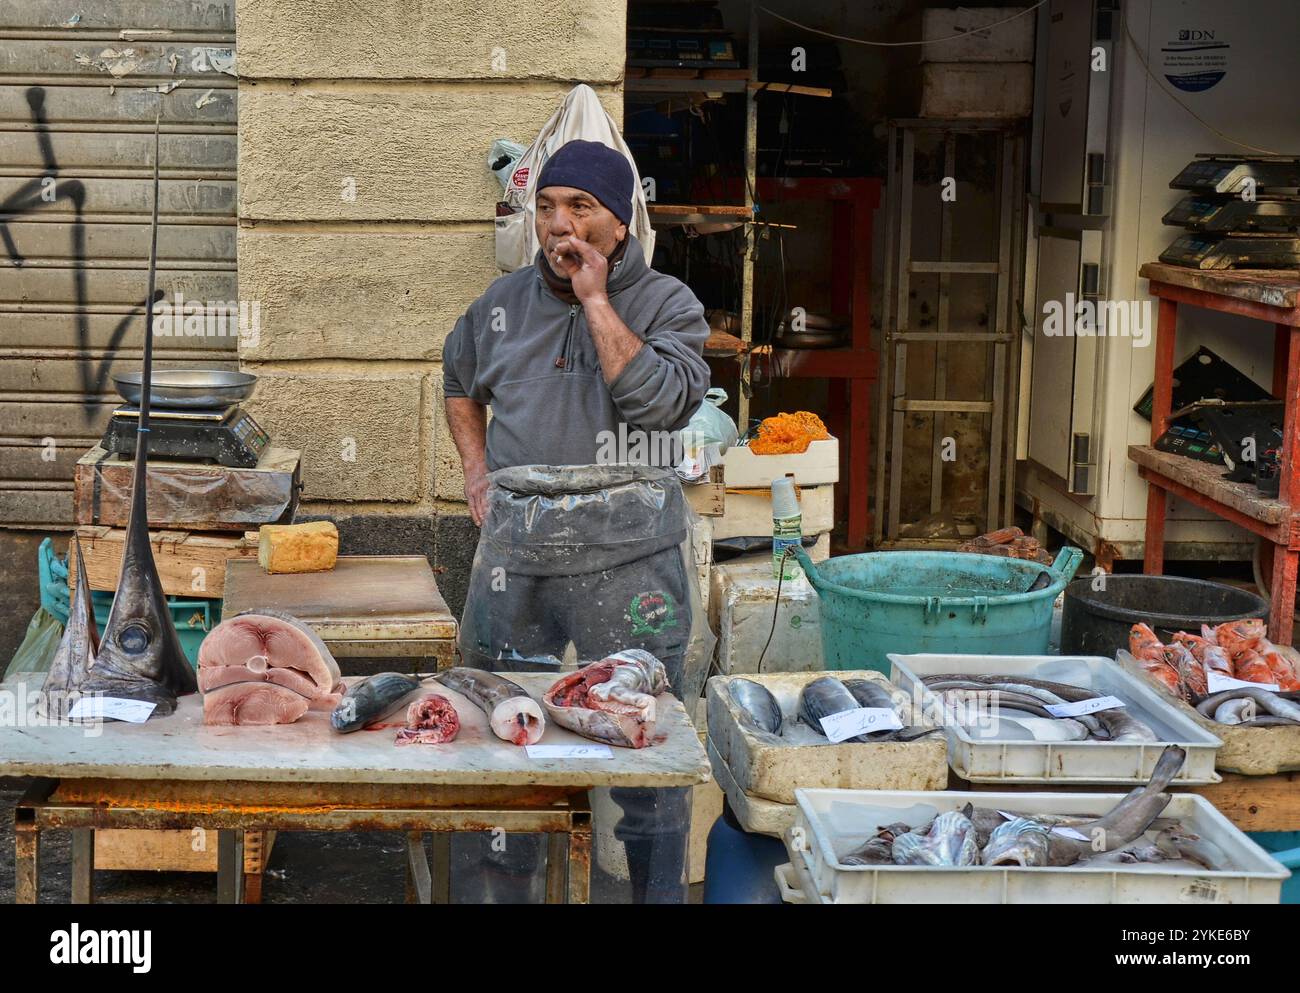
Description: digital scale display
103,404,270,468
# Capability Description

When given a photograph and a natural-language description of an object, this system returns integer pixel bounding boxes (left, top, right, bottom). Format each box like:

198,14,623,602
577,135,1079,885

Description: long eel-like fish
434,667,545,745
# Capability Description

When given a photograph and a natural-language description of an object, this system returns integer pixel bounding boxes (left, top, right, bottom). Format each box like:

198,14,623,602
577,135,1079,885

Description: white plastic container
889,653,1224,785
782,788,1288,905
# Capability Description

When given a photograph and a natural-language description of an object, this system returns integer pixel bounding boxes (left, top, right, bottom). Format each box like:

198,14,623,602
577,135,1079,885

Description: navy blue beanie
536,140,634,226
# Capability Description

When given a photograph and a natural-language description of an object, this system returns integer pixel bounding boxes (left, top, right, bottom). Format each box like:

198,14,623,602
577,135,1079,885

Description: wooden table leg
567,809,593,905
1144,297,1178,574
14,809,38,904
1271,323,1300,644
405,832,431,905
70,828,94,904
1270,547,1298,646
545,832,567,904
216,829,244,904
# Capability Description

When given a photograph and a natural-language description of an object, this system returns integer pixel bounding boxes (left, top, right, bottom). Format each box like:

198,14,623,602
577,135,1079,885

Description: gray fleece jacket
442,235,711,471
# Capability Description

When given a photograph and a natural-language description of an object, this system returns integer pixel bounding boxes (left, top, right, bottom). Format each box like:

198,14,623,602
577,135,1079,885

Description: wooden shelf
625,77,748,93
1129,445,1291,530
703,329,747,357
1139,263,1300,309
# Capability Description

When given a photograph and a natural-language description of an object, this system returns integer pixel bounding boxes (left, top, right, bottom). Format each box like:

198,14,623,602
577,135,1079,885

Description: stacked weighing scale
1160,155,1300,270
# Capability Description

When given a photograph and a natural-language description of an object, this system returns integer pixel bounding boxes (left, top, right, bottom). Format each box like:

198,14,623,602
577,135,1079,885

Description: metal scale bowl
103,369,270,468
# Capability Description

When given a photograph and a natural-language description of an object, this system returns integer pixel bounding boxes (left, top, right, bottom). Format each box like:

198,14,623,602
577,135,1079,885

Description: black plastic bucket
1060,574,1270,658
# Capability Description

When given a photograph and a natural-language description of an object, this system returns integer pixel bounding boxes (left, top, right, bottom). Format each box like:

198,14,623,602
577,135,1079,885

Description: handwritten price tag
67,697,156,724
526,744,614,759
819,707,903,743
1044,696,1126,718
1207,671,1278,693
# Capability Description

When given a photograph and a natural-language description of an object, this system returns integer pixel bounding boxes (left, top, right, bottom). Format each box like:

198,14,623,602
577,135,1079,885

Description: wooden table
3,672,710,905
1133,264,1300,645
223,555,458,665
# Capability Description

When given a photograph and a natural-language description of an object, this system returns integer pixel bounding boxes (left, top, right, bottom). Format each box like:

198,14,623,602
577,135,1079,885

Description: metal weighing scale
1169,155,1300,195
103,369,269,468
1162,194,1300,232
1159,232,1300,270
102,404,270,468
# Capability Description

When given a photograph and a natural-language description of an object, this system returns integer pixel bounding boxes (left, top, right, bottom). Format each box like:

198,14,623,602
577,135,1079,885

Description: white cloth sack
495,83,655,272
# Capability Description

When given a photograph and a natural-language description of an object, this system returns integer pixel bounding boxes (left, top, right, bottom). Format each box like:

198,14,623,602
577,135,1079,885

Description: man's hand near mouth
550,234,643,384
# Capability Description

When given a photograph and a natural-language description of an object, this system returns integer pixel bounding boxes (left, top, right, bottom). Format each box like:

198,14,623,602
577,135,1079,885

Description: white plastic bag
676,388,737,482
488,138,527,192
495,84,656,272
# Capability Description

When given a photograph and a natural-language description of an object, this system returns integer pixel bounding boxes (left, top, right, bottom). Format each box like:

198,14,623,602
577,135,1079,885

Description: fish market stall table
2,672,710,904
222,555,458,666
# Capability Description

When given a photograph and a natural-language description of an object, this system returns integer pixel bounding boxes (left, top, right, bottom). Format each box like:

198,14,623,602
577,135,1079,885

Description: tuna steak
199,610,341,725
76,113,196,717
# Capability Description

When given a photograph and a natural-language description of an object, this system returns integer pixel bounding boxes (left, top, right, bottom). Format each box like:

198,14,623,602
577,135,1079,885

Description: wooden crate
74,444,300,532
684,464,725,517
70,525,258,599
94,828,276,875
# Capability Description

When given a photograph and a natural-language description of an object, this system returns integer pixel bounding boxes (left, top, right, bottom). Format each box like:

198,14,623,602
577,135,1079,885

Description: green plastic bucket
793,545,1084,674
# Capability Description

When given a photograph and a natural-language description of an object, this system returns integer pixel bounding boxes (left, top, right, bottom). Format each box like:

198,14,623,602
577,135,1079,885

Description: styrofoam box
723,438,838,488
713,484,833,541
889,653,1224,785
710,552,825,675
784,788,1288,905
706,670,947,803
1117,653,1300,776
920,62,1033,118
920,6,1035,62
707,737,796,839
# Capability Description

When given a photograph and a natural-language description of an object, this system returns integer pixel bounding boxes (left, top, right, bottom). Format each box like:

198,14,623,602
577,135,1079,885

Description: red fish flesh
542,650,669,748
395,693,461,745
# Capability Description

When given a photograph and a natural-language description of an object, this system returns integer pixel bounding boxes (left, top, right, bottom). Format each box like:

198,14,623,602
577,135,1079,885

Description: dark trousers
452,543,693,903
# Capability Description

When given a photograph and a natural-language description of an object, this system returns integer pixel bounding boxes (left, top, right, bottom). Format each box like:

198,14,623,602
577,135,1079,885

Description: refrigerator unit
1017,0,1300,566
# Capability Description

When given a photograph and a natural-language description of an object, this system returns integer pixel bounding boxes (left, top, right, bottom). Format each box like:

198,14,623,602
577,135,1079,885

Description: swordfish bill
78,102,197,716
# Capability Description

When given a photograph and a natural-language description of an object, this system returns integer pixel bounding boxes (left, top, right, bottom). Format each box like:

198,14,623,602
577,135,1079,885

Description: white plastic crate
889,653,1223,785
782,788,1288,905
723,438,838,488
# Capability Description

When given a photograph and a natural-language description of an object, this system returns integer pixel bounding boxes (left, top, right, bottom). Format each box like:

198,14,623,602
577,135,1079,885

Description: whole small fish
892,811,979,866
727,678,784,739
841,821,911,866
1155,824,1226,871
799,676,871,742
436,667,545,745
982,817,1050,867
331,672,423,732
1196,686,1300,725
1043,745,1186,866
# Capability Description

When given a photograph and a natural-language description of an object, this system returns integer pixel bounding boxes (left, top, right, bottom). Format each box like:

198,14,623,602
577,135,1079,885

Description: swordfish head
75,108,197,719
39,537,100,718
79,430,198,716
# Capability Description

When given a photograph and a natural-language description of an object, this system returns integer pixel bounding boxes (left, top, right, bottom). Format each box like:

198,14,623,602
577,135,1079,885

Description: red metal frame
1140,279,1300,644
722,176,882,549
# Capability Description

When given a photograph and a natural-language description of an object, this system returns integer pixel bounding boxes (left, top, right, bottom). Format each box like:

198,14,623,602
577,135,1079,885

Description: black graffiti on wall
1,87,163,417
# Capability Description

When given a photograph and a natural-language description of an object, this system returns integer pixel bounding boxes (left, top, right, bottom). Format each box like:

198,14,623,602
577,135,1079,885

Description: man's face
536,186,628,260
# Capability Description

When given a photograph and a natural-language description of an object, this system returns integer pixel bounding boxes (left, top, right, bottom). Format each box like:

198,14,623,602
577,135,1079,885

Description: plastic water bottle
771,472,802,581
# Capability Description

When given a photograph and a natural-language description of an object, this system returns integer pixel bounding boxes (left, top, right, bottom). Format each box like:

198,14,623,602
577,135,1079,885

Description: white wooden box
723,438,839,488
713,484,834,541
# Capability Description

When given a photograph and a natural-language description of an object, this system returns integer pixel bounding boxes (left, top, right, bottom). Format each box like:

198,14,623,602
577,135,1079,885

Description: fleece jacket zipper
555,304,579,369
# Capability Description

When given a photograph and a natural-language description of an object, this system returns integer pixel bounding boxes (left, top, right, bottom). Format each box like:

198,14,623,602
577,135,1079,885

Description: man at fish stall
442,139,710,903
